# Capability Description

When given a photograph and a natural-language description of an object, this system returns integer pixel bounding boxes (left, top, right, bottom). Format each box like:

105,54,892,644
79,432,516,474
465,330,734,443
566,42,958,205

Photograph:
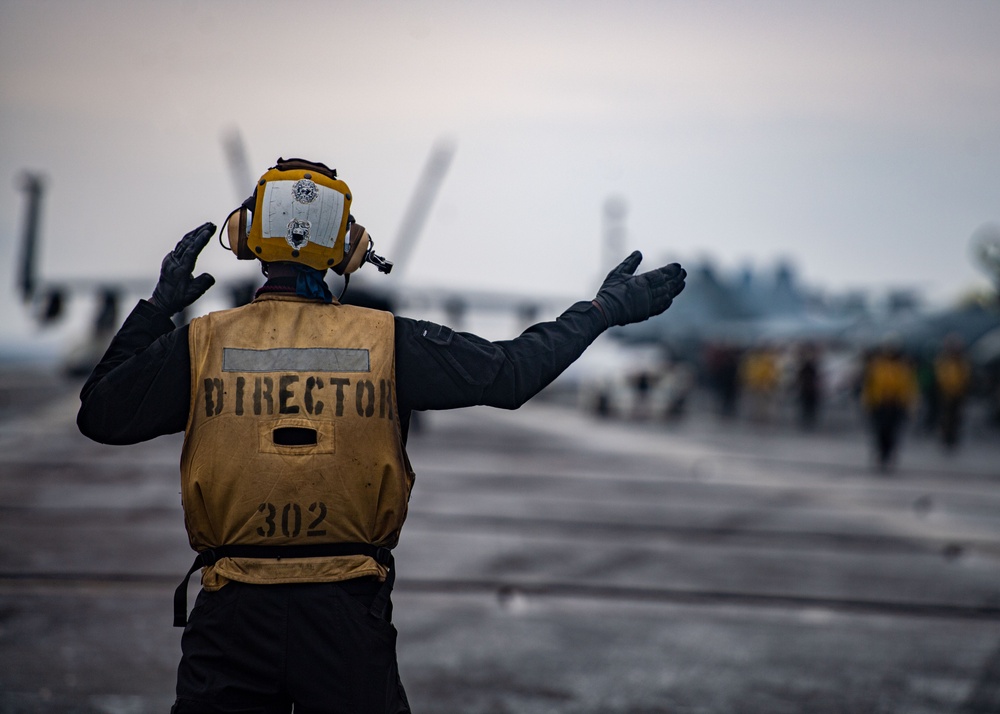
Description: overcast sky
2,0,999,329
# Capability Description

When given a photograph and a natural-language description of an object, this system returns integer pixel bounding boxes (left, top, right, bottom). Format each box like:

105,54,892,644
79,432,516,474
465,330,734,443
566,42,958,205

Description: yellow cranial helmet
225,158,366,274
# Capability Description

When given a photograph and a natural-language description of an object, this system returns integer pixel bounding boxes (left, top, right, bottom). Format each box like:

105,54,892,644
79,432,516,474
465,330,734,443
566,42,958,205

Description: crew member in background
741,342,780,423
861,338,917,471
76,157,687,713
935,334,972,450
795,341,822,430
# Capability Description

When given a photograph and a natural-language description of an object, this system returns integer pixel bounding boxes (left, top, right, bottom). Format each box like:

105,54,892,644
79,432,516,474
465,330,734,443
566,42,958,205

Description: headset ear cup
330,224,368,275
226,208,241,258
231,207,254,260
344,226,370,275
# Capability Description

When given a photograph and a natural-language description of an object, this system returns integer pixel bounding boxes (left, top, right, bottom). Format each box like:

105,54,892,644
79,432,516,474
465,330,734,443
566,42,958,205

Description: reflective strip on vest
222,347,371,373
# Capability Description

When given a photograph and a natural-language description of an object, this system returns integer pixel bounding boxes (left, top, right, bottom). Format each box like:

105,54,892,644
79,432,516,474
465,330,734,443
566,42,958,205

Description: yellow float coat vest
180,294,414,589
935,355,970,399
861,357,917,410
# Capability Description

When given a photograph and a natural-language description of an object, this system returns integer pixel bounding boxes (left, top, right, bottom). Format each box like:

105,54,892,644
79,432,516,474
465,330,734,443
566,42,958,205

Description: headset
222,158,392,276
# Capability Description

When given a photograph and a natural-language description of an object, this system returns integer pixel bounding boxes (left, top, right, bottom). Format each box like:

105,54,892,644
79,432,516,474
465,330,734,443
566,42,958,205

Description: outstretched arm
78,224,217,444
591,251,686,328
396,253,686,412
77,302,191,444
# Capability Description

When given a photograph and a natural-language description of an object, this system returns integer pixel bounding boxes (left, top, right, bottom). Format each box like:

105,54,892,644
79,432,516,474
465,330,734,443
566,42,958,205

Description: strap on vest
173,543,394,627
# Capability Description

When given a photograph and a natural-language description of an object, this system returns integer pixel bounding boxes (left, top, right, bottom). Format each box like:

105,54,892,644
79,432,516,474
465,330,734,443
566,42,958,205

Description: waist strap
173,543,394,627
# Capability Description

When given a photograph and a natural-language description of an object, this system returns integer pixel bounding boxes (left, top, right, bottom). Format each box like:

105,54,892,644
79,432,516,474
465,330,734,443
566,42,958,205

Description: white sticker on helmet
261,180,344,248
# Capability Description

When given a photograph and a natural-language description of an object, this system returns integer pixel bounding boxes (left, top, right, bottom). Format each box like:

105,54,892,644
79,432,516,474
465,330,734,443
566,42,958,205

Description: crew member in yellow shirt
861,340,917,470
935,335,972,450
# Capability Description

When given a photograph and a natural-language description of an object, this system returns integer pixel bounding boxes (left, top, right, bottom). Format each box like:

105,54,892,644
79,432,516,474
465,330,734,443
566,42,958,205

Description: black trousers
172,580,410,714
871,405,906,468
939,397,964,448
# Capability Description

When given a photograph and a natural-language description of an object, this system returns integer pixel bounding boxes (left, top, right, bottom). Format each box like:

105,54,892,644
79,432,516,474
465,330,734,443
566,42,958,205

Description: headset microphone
364,239,393,274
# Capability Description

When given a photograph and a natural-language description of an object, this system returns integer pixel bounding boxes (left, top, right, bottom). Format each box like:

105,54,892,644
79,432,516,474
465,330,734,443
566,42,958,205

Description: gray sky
2,0,999,321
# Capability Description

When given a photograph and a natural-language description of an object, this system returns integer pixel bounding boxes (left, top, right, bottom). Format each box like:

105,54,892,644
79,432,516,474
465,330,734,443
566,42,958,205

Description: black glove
150,222,217,316
593,251,686,327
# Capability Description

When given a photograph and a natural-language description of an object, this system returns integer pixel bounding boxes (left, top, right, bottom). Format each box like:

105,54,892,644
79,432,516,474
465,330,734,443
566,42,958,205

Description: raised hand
150,222,217,316
593,251,686,327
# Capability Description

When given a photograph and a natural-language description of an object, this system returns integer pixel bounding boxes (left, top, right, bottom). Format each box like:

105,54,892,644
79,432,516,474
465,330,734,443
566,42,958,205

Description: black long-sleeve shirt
77,296,607,445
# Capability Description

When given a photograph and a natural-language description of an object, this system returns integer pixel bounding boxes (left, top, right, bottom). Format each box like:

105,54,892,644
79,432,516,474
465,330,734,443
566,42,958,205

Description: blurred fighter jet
14,133,567,375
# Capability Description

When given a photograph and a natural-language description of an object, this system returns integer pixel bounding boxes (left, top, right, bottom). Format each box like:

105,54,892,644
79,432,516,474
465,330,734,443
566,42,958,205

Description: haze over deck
1,0,998,318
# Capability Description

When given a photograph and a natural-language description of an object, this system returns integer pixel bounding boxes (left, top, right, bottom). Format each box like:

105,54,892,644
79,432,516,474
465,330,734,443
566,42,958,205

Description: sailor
77,157,686,713
861,337,917,471
934,334,972,450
